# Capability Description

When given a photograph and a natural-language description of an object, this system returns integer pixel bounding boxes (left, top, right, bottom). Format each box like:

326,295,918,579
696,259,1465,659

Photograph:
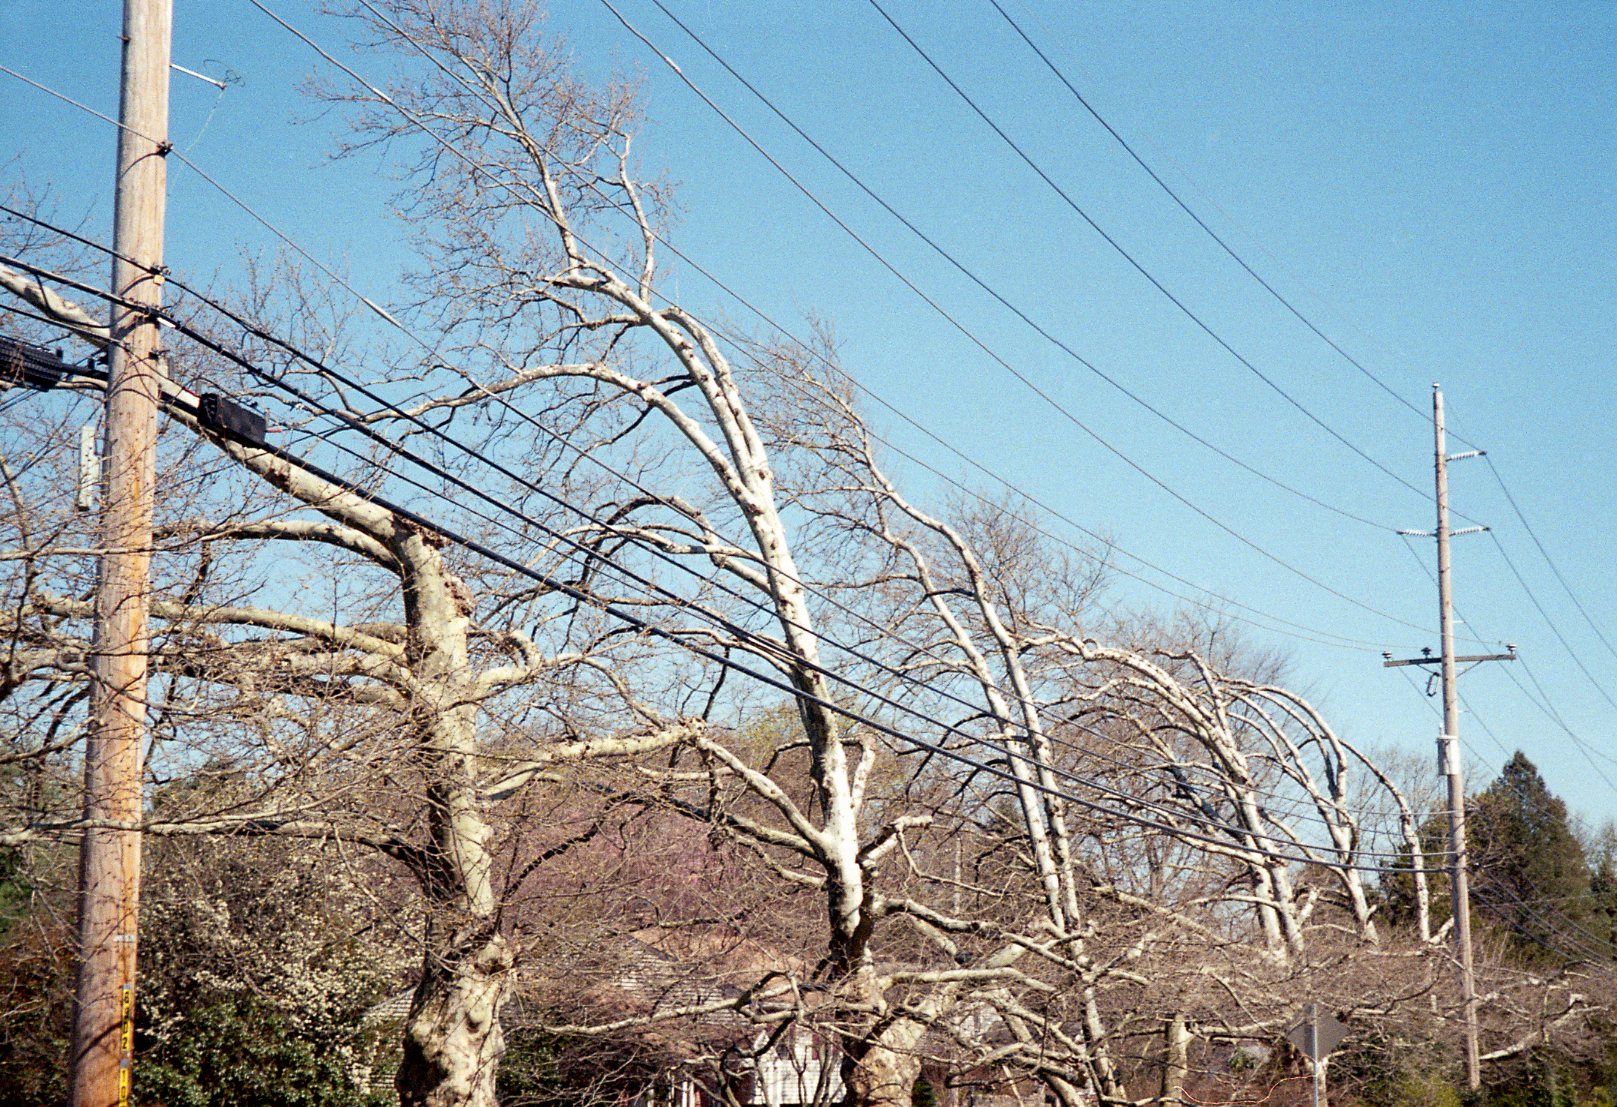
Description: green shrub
136,995,389,1107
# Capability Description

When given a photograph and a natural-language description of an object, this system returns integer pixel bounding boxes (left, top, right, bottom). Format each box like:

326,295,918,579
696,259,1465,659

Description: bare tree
296,6,1468,1098
0,259,707,1107
0,5,1534,1106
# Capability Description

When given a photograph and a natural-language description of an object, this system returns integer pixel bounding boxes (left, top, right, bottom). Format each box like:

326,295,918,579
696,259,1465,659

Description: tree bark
839,966,926,1107
389,526,511,1107
397,924,514,1107
1160,1015,1189,1107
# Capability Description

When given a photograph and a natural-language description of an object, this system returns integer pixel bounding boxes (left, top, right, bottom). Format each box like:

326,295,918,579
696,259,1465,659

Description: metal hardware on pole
68,0,170,1102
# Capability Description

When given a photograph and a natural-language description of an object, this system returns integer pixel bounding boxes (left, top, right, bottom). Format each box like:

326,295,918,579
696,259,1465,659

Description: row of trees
1,3,1613,1105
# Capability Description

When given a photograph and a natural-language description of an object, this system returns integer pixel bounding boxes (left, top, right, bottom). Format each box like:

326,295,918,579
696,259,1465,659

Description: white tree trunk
390,528,511,1107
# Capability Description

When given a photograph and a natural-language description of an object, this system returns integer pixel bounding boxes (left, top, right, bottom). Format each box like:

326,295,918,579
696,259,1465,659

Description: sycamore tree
0,312,705,1107
1,195,705,1107
0,4,1484,1107
287,5,1458,1103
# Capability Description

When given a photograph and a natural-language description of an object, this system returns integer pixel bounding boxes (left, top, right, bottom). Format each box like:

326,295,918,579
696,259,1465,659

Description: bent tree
0,329,703,1105
288,2,1443,1102
1,3,1468,1105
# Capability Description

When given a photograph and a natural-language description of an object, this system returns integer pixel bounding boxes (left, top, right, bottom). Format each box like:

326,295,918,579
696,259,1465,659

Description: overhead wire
1460,775,1617,964
0,63,398,334
861,0,1436,507
26,39,1376,659
1507,657,1617,785
595,0,1432,635
174,269,1412,849
631,0,1400,537
6,0,1610,969
1403,668,1602,960
982,0,1438,434
1345,623,1617,959
0,19,1418,654
1398,529,1617,801
5,15,1579,808
0,10,1460,838
1390,454,1617,798
595,0,1429,633
0,28,1539,853
980,4,1617,813
1487,530,1617,715
1485,454,1617,668
0,241,1432,869
982,52,1617,809
0,13,1476,847
217,5,1462,823
184,3,1417,653
0,213,1415,847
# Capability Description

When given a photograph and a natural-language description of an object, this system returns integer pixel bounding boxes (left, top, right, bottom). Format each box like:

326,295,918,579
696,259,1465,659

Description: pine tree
1469,752,1593,964
1584,819,1617,960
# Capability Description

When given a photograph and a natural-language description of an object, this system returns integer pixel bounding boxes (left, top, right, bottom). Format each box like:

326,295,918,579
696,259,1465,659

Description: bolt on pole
69,0,170,1103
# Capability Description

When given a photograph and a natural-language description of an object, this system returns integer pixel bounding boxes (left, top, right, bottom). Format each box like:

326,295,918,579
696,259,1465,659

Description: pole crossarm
1398,525,1489,537
1383,652,1516,668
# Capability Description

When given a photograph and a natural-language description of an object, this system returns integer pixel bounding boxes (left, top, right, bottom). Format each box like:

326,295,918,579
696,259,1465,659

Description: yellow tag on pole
119,983,134,1107
120,984,134,1051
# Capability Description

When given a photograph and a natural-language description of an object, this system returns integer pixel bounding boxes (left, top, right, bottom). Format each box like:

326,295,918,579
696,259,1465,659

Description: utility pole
1385,385,1514,1094
69,0,170,1102
1433,382,1482,1095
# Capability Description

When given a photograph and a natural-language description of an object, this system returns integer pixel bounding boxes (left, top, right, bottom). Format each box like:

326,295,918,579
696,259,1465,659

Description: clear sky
4,1,1615,824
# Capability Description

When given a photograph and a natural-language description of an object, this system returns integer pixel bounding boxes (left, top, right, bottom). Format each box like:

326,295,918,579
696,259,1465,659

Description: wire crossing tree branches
3,3,1603,1105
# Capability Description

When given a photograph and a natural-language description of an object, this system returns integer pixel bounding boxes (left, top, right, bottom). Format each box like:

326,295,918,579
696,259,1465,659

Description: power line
0,14,1353,651
1485,455,1617,668
982,0,1439,434
0,10,1461,840
592,0,1429,636
631,0,1401,537
1,244,1429,869
1487,530,1617,716
0,214,1425,852
156,266,1408,846
0,62,398,334
171,381,1438,869
1394,495,1617,803
862,0,1434,506
1507,656,1617,788
2,10,1469,840
167,3,1420,653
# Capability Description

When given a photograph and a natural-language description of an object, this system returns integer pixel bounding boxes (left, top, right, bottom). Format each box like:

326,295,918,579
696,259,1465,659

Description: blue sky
4,1,1616,824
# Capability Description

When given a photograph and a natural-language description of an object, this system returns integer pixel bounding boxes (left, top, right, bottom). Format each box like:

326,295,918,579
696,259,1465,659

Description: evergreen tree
1584,819,1617,960
1469,752,1593,964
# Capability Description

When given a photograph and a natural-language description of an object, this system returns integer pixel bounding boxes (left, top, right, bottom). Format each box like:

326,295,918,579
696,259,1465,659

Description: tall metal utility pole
1385,385,1514,1093
69,0,170,1102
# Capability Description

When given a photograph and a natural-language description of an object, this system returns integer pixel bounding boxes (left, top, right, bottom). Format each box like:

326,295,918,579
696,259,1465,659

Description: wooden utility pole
69,0,170,1103
1433,386,1482,1092
1385,385,1514,1092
